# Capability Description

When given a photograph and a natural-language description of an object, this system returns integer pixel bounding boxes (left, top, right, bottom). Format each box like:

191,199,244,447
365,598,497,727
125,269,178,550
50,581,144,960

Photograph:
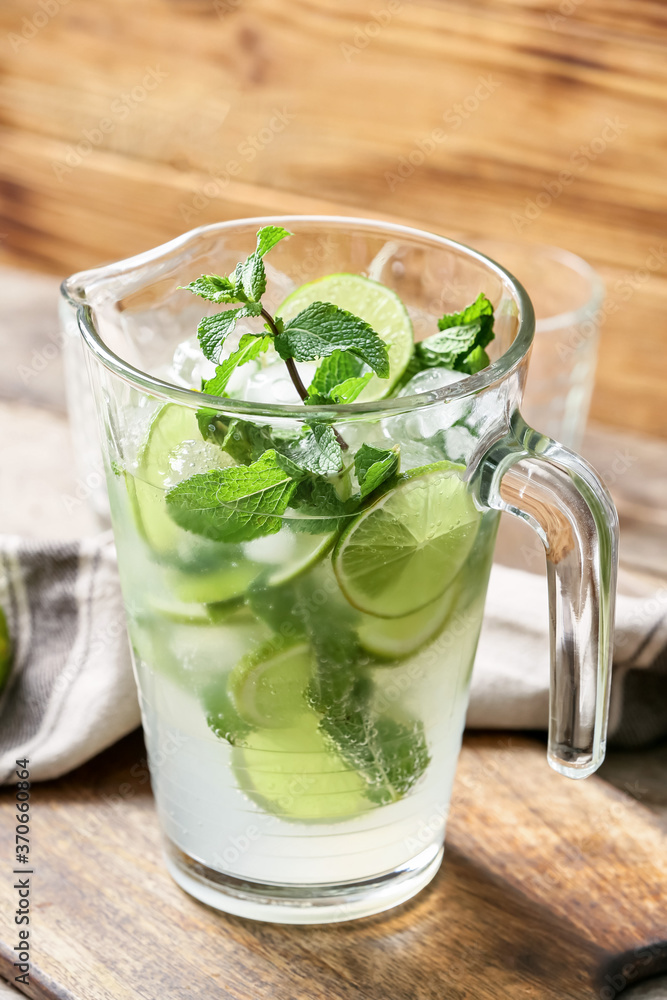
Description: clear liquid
108,467,497,887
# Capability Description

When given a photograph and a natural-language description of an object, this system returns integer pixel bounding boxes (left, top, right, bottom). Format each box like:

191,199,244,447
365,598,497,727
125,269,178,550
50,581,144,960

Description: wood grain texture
0,0,666,435
1,731,666,1000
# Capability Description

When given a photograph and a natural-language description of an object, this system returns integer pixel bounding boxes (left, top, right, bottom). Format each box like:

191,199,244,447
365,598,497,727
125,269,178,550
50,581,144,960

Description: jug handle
476,413,619,778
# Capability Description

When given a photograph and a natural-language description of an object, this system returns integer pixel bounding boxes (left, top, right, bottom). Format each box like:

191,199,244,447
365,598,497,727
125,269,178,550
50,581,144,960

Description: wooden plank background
0,0,666,436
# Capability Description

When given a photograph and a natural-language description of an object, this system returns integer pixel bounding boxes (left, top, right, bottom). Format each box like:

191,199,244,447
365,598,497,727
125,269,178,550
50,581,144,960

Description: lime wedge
333,462,480,618
357,583,459,660
234,715,369,821
277,273,413,401
127,403,261,604
229,641,314,729
128,403,233,561
166,562,258,605
264,532,337,587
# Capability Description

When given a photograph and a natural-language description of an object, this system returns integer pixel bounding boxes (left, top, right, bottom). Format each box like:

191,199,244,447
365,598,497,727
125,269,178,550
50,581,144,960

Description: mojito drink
105,226,501,918
109,415,497,888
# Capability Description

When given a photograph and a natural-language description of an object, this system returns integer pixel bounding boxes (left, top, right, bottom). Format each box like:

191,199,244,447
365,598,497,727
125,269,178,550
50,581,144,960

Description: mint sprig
176,232,494,552
183,226,389,408
165,449,303,543
416,292,495,373
305,350,373,405
274,301,390,378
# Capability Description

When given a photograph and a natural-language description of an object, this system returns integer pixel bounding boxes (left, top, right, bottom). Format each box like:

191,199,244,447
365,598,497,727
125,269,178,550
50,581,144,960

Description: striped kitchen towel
0,535,666,783
0,532,139,783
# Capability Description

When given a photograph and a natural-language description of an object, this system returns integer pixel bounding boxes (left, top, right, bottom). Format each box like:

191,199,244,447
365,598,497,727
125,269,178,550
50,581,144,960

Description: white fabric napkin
1,534,665,783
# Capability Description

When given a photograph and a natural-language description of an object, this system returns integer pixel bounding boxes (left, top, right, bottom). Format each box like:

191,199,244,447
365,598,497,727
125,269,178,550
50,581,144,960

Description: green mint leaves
416,293,495,373
160,232,502,817
354,444,399,498
182,226,291,362
320,709,430,805
305,613,430,804
201,334,271,396
165,449,301,543
274,301,389,378
285,423,343,477
182,273,237,304
305,351,373,405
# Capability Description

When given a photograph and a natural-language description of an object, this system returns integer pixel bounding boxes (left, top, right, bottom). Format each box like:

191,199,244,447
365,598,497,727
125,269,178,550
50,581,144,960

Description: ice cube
163,439,232,488
166,332,266,399
390,368,470,442
398,439,447,471
168,334,216,388
243,357,318,406
397,367,467,397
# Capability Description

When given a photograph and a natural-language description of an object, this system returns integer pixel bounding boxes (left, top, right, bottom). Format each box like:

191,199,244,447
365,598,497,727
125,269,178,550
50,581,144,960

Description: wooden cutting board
1,730,665,1000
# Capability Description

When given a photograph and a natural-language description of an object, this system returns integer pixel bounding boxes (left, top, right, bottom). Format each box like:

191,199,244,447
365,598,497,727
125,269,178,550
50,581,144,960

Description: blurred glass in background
471,240,605,450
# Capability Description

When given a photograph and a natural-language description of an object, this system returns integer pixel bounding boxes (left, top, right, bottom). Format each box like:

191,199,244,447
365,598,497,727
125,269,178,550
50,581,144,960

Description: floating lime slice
126,403,265,604
264,531,337,587
333,461,480,618
234,715,369,821
128,403,233,560
229,641,314,729
357,582,459,660
166,562,258,606
277,273,413,401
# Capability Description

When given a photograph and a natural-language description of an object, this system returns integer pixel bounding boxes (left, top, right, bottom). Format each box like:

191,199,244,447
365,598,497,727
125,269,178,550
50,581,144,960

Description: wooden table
0,0,666,438
0,267,667,998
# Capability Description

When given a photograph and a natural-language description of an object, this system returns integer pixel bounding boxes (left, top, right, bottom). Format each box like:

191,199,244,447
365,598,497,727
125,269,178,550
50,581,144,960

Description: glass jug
61,217,618,923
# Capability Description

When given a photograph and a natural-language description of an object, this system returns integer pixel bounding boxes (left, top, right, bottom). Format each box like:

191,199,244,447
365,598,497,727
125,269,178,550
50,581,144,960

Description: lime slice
234,715,369,821
166,562,258,605
333,461,480,618
357,582,459,660
128,403,232,561
264,531,337,587
132,607,270,689
0,607,11,693
277,273,413,401
229,641,314,729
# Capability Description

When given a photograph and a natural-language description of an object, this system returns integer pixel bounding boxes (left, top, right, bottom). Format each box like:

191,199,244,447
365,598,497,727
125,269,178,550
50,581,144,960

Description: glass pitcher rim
65,215,536,421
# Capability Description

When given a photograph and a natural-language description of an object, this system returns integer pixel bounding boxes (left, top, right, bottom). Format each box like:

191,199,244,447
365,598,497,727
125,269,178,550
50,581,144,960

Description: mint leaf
221,419,284,465
197,303,264,365
255,225,291,257
238,252,266,302
181,274,237,304
320,710,430,805
201,681,252,746
288,477,356,533
231,227,291,303
283,423,342,477
416,292,495,371
197,309,243,363
308,350,363,397
329,373,373,404
275,302,390,378
247,576,310,637
202,334,270,396
165,449,300,543
354,443,399,498
240,301,263,317
458,345,490,374
437,292,494,332
305,612,430,805
306,351,374,405
307,616,371,715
